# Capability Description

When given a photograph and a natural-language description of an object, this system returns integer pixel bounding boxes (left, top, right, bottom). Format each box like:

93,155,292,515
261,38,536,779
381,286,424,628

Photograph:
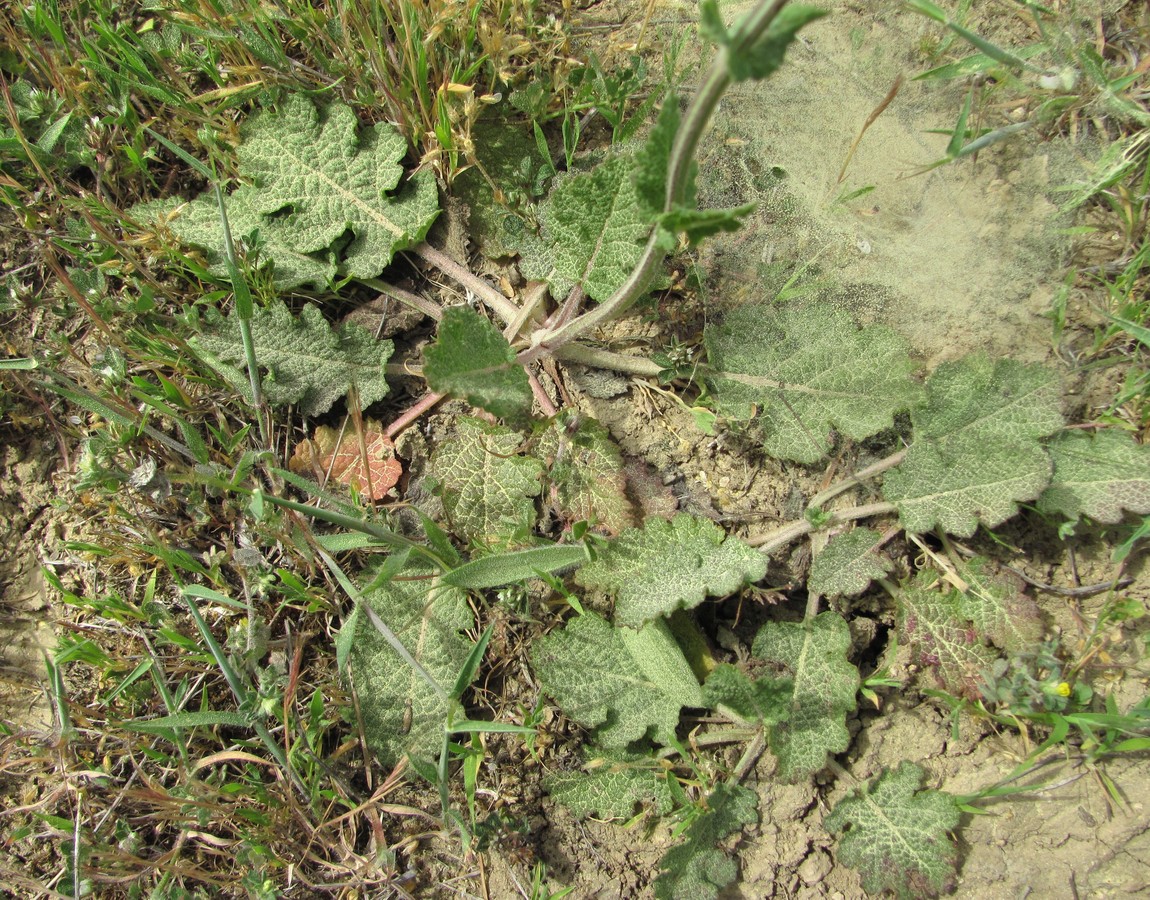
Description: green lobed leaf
633,94,681,214
884,353,1063,536
136,95,439,288
537,413,637,534
884,436,1052,537
653,782,758,900
423,306,533,423
1038,429,1150,524
703,663,792,726
751,612,859,782
807,528,891,598
430,418,543,548
908,353,1063,445
191,299,392,416
952,556,1042,656
731,6,829,83
824,762,961,900
349,565,473,767
545,752,674,819
533,612,704,749
136,192,338,288
891,571,998,700
575,513,767,630
705,301,921,464
520,154,652,302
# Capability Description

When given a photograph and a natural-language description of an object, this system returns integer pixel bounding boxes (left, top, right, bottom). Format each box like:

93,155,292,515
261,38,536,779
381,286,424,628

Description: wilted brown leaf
290,420,402,499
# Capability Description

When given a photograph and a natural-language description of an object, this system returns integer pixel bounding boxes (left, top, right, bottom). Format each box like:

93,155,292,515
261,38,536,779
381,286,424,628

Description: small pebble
798,848,833,886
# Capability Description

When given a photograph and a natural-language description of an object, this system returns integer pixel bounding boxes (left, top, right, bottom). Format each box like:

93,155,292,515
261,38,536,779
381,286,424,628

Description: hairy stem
412,242,520,325
524,0,793,353
747,501,898,554
807,448,908,510
361,277,444,321
386,390,445,441
552,342,665,376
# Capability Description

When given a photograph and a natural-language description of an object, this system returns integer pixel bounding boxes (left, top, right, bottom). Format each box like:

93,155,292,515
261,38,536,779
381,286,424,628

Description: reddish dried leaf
290,420,402,499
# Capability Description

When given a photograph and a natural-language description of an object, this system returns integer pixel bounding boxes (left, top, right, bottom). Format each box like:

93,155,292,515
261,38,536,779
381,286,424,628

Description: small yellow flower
1055,682,1072,697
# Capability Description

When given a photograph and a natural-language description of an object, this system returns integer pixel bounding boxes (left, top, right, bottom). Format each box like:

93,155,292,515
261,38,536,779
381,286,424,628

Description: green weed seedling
6,0,1150,896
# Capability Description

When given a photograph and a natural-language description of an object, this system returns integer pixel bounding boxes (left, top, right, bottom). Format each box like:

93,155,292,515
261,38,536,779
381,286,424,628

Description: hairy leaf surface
430,418,542,548
705,302,920,463
136,193,338,288
751,612,858,781
454,120,550,259
575,514,766,629
192,299,392,416
521,155,651,302
703,663,792,726
953,556,1042,656
350,567,472,767
538,414,636,534
892,571,998,699
653,782,758,900
545,753,674,819
824,762,961,900
808,528,891,598
884,354,1062,535
423,306,532,423
137,95,439,287
1038,429,1150,523
533,613,704,749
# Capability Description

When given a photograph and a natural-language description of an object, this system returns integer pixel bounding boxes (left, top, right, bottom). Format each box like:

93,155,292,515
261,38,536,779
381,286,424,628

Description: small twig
747,501,899,553
361,278,443,321
527,369,558,417
836,73,903,186
731,728,768,784
807,448,908,511
385,391,445,441
412,242,520,325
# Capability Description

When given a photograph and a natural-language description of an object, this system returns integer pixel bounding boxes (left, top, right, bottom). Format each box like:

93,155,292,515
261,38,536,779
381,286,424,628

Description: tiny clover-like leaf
135,95,439,288
824,761,961,900
430,417,542,548
349,565,473,767
653,782,758,900
703,663,792,726
884,353,1063,536
423,306,532,423
191,299,392,417
751,612,859,782
537,413,636,534
892,571,998,700
1038,429,1150,523
808,528,891,599
532,613,704,749
705,301,921,464
575,513,766,630
545,752,674,820
520,154,651,302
